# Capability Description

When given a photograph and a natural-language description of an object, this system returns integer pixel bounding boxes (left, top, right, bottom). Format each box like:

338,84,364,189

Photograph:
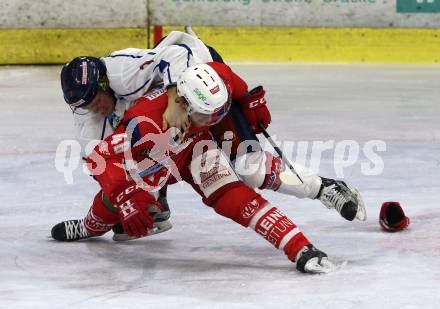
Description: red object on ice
379,201,410,232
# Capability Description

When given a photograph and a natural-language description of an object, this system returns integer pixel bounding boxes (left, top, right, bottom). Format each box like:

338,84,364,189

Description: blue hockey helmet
60,56,107,108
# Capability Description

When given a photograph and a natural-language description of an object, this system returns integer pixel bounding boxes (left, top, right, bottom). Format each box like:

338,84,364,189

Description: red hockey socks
84,191,119,236
213,185,310,261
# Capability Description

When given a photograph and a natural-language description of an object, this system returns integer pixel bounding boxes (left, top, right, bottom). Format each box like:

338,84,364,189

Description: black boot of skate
317,177,366,221
51,219,91,241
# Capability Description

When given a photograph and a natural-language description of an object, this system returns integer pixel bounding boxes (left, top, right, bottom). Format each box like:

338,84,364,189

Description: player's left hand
238,86,271,134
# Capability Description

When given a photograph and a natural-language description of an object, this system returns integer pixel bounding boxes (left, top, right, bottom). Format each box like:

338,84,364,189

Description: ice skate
295,245,334,274
317,177,367,221
51,219,92,241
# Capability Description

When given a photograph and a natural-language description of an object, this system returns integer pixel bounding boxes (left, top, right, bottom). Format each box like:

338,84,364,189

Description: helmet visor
189,97,231,127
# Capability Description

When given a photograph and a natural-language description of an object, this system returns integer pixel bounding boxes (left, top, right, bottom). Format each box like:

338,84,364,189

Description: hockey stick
184,25,197,38
259,123,304,184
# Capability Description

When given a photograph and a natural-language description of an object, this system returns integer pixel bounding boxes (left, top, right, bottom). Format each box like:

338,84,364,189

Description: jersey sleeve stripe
105,54,143,59
154,60,171,85
117,78,151,97
177,44,193,67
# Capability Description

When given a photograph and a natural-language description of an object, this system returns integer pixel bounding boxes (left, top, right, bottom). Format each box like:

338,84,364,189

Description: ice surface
1,64,439,308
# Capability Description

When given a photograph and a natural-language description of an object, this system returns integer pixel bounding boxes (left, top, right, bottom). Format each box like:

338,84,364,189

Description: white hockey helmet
176,64,231,127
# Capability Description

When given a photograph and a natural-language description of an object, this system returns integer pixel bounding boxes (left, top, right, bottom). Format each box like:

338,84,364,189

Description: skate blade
304,257,335,274
353,188,367,221
112,220,173,241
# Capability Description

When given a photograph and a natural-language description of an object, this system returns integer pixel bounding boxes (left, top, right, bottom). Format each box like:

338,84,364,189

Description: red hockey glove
238,86,271,134
117,186,157,238
379,201,410,232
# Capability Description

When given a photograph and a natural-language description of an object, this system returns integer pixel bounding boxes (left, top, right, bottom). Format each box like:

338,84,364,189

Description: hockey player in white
67,31,213,145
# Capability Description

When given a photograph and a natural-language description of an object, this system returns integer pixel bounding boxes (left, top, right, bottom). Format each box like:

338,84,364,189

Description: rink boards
2,0,440,64
1,26,440,64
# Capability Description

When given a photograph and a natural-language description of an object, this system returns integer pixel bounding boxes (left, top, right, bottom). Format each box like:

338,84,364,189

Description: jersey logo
210,85,220,94
194,88,208,104
143,87,166,101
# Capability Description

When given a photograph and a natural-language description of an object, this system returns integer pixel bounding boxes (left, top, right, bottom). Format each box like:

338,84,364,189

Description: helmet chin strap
70,105,92,116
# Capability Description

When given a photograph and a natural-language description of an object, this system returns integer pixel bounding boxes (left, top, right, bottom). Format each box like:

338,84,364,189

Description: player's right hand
117,190,156,238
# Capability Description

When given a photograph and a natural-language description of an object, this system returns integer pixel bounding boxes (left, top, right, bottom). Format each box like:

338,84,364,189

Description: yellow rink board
1,27,440,64
0,28,149,64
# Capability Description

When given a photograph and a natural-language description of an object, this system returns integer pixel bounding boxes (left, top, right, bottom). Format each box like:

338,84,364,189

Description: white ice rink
1,64,439,308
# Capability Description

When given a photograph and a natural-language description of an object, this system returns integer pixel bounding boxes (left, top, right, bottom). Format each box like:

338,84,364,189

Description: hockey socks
212,185,311,264
83,191,119,236
248,201,311,261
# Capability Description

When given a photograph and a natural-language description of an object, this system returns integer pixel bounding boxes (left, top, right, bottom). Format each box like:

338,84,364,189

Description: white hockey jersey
73,31,214,152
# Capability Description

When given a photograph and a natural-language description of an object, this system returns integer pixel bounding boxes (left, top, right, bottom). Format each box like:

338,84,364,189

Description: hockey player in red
52,63,335,273
59,32,365,241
